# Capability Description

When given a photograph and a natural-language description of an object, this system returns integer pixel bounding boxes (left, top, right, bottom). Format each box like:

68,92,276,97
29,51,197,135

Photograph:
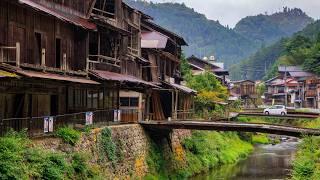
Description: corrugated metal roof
141,31,168,49
17,70,100,84
278,66,303,72
19,0,96,30
289,71,315,77
91,70,158,88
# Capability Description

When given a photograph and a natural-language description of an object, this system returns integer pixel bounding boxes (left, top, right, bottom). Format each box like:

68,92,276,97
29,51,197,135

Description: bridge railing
0,109,138,137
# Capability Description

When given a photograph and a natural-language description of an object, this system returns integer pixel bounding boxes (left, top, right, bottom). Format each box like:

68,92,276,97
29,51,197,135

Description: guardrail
0,109,139,137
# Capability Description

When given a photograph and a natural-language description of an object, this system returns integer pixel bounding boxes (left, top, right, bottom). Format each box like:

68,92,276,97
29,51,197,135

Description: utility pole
284,66,288,107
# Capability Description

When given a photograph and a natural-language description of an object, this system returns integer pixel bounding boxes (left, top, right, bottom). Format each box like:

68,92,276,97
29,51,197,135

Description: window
120,97,139,107
120,97,129,107
130,97,139,107
87,90,99,109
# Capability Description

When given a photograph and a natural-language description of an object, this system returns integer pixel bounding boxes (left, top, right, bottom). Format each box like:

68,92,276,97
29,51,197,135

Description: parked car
264,105,287,115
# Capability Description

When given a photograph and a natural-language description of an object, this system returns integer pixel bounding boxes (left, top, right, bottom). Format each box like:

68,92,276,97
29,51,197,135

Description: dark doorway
50,95,58,116
55,38,61,68
35,32,42,64
13,94,25,118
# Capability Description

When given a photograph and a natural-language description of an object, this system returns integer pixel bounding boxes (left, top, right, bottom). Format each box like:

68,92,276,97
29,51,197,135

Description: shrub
0,132,29,179
55,127,81,146
99,127,117,162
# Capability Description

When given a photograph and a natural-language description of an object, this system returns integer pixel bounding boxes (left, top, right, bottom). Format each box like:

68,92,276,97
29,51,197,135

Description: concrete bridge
140,121,320,137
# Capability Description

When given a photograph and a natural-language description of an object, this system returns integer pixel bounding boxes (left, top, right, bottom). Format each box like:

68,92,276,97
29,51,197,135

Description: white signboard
85,112,93,125
44,117,54,133
114,110,121,122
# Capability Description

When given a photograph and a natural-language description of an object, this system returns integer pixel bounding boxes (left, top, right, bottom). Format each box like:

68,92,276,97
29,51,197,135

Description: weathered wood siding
0,1,88,71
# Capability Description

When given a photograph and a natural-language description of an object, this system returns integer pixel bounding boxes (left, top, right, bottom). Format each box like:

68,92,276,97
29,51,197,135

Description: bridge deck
238,112,318,119
140,121,320,137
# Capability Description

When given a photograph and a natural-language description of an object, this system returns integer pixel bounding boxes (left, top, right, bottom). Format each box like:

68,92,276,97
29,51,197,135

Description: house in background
264,66,320,108
187,55,229,86
229,80,257,108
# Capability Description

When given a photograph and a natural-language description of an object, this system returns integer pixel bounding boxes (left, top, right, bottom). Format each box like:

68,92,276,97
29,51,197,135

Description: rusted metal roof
141,31,168,49
143,20,188,46
163,81,197,94
0,70,18,78
19,0,97,30
90,70,158,88
17,70,100,84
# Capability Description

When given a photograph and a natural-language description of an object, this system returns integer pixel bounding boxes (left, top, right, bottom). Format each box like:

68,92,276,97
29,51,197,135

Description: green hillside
230,20,320,81
234,7,313,45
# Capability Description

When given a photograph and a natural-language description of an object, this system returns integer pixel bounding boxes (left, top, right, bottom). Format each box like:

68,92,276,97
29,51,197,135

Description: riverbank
145,131,254,179
0,125,257,179
237,116,320,179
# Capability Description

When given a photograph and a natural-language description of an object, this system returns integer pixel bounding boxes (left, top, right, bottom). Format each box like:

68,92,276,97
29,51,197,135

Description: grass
144,131,254,179
291,136,320,180
251,134,270,144
55,127,81,146
0,130,101,179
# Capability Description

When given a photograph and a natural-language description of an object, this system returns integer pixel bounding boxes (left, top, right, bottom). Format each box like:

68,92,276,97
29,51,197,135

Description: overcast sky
148,0,320,27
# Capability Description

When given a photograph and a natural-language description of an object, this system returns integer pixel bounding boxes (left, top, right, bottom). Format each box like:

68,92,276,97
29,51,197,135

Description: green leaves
55,127,81,146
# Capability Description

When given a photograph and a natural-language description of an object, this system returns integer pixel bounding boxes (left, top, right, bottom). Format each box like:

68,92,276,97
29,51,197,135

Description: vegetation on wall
55,127,82,146
0,131,100,180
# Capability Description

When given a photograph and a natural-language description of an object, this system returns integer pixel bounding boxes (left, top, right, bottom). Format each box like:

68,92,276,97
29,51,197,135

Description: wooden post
41,48,46,67
0,48,3,63
63,53,67,71
171,90,174,121
16,42,20,67
86,57,89,77
174,90,178,120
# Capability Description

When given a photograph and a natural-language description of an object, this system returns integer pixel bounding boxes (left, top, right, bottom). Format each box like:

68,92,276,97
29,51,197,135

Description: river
191,137,299,180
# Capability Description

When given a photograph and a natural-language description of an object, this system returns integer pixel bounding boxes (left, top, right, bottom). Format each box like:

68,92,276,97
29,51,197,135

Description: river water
192,138,299,180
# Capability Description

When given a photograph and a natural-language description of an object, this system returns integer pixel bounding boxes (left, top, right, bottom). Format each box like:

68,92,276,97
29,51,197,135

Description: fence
0,109,139,137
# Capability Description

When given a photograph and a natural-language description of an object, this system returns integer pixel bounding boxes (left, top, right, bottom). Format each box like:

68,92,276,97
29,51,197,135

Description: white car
264,105,287,116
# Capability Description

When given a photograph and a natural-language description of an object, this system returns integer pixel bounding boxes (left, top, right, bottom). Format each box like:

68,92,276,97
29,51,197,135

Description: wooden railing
0,42,20,67
306,90,317,97
128,47,139,56
0,109,140,137
88,54,121,70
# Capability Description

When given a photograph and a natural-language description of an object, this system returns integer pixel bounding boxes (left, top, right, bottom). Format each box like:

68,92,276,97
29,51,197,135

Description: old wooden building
0,0,196,136
230,80,257,108
141,19,196,120
187,55,229,86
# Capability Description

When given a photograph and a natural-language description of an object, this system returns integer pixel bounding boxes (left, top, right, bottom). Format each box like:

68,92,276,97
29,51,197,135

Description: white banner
85,112,93,125
44,117,54,133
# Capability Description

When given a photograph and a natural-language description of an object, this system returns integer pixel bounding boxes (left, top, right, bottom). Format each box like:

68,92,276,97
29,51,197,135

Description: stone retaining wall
32,124,191,179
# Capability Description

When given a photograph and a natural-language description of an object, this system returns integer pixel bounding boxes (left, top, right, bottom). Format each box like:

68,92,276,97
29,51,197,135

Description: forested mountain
230,20,320,81
125,1,313,70
234,8,314,45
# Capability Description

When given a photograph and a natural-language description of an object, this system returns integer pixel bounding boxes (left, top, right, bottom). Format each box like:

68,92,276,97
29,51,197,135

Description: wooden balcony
306,90,317,97
88,54,121,70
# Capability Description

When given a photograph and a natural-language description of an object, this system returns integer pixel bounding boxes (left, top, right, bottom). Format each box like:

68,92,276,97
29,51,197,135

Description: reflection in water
191,139,299,180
